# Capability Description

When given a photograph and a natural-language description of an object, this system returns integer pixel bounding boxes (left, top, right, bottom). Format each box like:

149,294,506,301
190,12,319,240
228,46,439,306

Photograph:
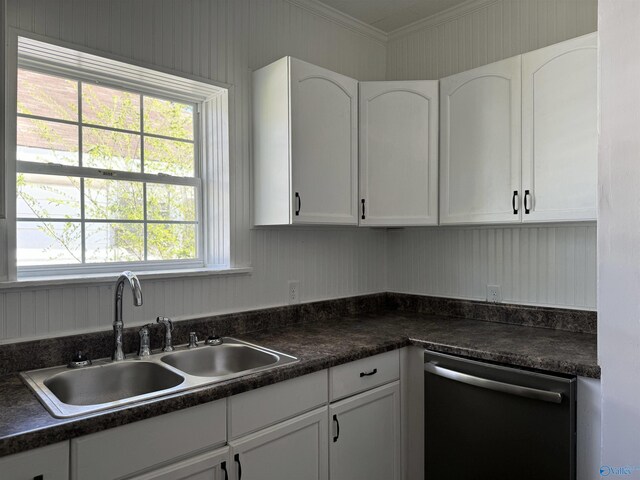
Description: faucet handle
138,324,153,358
188,332,199,348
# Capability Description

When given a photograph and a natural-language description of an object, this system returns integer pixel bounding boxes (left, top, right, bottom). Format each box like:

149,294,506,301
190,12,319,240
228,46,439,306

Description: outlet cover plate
288,280,300,304
487,285,502,303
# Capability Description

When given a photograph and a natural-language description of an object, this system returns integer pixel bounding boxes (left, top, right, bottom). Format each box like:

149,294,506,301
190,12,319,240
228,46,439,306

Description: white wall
0,0,603,342
387,0,598,80
598,0,640,469
388,225,597,309
386,0,598,310
0,0,388,342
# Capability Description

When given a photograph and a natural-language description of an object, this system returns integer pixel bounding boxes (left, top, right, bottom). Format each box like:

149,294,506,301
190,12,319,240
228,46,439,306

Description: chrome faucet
112,271,143,361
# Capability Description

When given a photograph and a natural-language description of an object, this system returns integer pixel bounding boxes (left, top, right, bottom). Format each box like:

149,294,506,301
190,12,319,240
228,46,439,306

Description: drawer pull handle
360,368,377,377
235,453,242,480
33,476,44,480
333,414,340,442
221,461,229,480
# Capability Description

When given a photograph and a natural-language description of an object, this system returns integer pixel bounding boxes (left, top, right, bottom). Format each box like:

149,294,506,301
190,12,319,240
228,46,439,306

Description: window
17,68,200,270
11,37,230,278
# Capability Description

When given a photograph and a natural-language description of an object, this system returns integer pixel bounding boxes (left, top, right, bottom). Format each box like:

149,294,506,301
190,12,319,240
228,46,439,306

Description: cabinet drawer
330,350,399,401
71,399,226,480
0,441,69,480
229,370,328,439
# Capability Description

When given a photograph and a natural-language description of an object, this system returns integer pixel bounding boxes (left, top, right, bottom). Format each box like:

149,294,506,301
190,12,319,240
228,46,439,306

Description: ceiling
318,0,470,33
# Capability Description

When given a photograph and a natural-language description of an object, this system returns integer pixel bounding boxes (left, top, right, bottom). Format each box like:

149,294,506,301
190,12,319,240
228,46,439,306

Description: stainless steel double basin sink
21,338,298,418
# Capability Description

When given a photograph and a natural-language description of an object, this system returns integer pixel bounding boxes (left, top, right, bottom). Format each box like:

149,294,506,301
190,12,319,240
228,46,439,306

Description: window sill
0,267,253,291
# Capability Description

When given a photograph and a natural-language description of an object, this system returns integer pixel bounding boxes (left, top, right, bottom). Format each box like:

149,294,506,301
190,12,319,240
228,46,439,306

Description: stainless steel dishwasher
424,350,576,479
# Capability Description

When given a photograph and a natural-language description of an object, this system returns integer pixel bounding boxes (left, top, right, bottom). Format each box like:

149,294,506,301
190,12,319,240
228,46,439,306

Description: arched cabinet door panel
440,56,522,225
522,33,598,223
291,60,358,225
253,56,358,226
359,81,439,227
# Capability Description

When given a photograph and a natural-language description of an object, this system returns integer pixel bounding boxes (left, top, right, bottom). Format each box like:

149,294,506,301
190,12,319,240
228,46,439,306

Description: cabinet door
0,442,69,480
127,447,230,480
229,407,328,480
359,81,439,226
329,382,401,480
290,58,358,225
522,33,597,222
440,56,522,224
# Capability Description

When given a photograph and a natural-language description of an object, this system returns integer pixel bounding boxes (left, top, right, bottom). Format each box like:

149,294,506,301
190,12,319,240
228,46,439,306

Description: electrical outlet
288,280,300,304
487,285,502,303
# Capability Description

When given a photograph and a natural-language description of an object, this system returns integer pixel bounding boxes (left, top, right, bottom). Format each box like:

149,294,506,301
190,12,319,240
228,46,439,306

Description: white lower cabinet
229,407,329,480
0,441,69,480
127,447,231,480
329,382,401,480
2,356,404,480
71,400,227,480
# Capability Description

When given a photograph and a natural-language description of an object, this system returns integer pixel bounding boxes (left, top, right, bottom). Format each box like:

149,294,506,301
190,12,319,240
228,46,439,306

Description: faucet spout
113,271,143,361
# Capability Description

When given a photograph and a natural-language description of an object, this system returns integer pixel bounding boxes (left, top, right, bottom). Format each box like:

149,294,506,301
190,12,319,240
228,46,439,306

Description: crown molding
388,0,499,41
284,0,388,44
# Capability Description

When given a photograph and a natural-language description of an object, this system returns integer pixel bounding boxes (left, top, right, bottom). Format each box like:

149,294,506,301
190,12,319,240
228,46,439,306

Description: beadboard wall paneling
387,0,598,80
386,0,598,310
387,225,597,310
0,227,387,341
0,0,387,341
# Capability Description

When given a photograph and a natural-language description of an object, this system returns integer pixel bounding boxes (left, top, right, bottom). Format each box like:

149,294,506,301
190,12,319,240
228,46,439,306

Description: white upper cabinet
522,33,598,222
440,56,523,225
253,57,358,226
359,81,439,226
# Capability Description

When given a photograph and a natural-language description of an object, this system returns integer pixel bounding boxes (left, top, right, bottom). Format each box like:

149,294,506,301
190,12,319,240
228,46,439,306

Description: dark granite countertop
0,310,598,457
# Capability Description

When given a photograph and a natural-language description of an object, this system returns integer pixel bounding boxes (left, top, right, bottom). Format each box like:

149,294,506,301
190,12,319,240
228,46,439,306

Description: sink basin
162,343,279,377
21,337,297,418
44,362,184,406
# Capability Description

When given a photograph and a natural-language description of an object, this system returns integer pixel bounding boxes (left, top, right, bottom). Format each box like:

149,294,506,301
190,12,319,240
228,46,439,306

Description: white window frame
2,34,231,281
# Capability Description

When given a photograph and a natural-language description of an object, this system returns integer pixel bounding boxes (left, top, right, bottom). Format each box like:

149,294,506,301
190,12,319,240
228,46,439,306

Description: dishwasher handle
424,362,563,404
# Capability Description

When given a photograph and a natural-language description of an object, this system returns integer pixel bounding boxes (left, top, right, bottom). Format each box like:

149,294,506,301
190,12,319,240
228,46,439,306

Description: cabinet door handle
333,414,340,442
360,368,377,377
295,192,301,216
524,190,531,214
512,190,519,215
221,461,229,480
234,453,242,480
361,199,366,220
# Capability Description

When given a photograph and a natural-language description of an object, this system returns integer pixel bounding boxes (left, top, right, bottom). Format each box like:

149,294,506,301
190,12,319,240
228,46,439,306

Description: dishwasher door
424,350,575,480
